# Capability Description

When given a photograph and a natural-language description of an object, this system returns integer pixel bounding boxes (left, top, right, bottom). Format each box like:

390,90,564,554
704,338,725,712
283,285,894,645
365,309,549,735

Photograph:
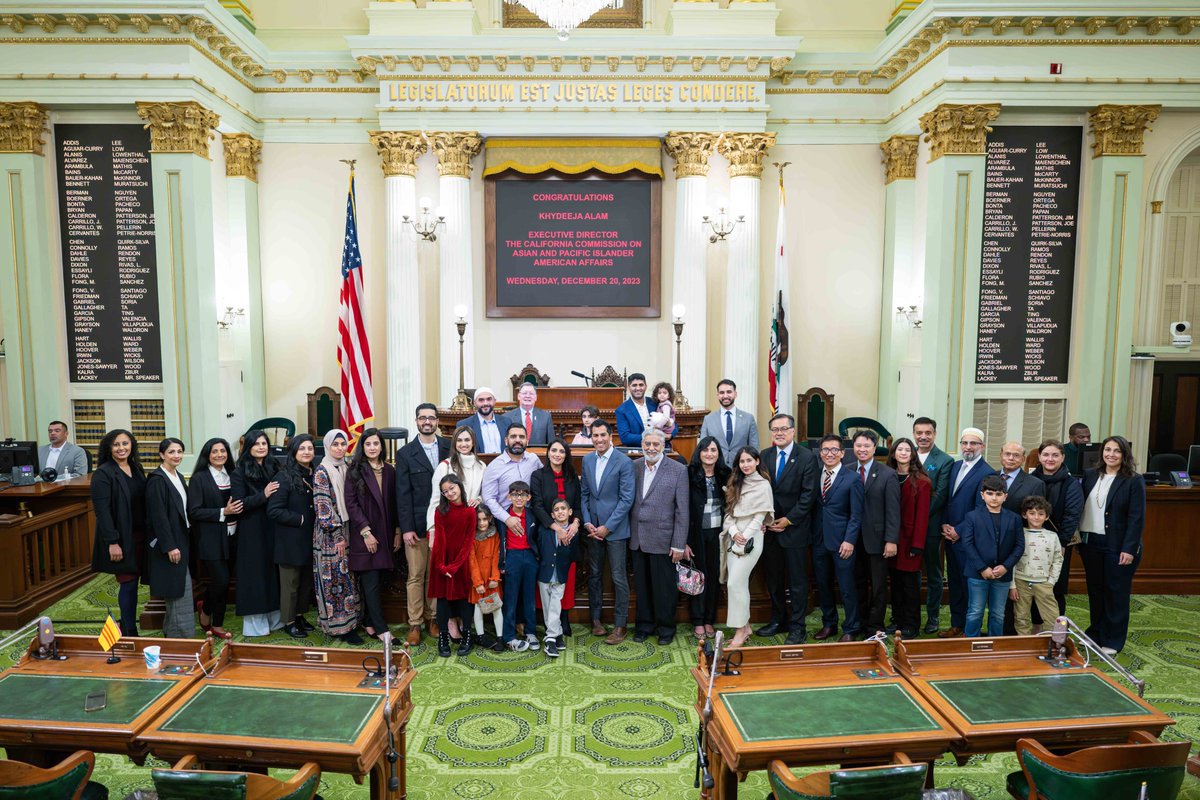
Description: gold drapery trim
483,137,663,178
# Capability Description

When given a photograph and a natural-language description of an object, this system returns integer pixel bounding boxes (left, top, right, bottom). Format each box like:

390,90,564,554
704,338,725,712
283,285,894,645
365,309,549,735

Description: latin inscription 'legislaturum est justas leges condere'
55,124,162,384
977,126,1083,385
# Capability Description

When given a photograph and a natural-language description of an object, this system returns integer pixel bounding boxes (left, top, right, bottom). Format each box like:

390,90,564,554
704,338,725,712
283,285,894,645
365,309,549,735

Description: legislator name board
976,126,1082,384
56,124,162,383
486,175,661,318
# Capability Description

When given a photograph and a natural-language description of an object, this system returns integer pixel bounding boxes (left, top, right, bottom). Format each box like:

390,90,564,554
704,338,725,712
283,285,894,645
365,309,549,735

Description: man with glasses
395,403,451,645
757,413,818,644
812,434,865,642
913,417,953,634
937,427,996,638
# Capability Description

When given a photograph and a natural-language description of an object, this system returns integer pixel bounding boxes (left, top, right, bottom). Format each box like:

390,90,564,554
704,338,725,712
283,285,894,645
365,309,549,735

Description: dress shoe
591,622,607,637
838,633,855,642
784,631,807,645
656,635,674,646
938,627,964,639
427,622,440,638
901,629,919,640
813,626,837,641
604,627,627,645
477,633,498,649
755,621,783,637
405,627,422,647
632,631,650,643
209,626,233,641
284,623,305,639
340,631,364,645
296,616,314,633
924,618,940,634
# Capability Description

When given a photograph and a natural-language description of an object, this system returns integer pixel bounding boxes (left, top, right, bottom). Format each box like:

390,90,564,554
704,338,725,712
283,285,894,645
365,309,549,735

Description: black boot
437,629,452,658
458,627,474,657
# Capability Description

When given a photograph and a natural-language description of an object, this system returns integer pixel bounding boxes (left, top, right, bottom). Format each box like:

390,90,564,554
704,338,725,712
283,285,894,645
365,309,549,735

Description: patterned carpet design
2,576,1197,800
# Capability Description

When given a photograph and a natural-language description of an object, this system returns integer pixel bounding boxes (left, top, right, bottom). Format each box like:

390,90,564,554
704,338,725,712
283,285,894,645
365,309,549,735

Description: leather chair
0,750,107,800
152,755,321,800
244,417,296,447
837,416,893,457
1006,732,1189,800
1146,452,1187,483
768,753,927,799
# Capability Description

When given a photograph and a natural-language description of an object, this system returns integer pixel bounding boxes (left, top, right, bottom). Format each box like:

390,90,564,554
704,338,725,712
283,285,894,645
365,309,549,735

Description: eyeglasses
417,415,438,422
769,426,793,433
509,491,530,498
819,447,842,455
959,440,982,447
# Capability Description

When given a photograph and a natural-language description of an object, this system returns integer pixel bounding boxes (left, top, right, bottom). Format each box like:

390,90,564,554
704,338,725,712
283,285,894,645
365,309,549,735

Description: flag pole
768,162,792,416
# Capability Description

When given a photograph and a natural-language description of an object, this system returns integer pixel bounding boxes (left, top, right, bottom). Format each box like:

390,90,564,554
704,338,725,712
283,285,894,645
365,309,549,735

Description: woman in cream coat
721,446,774,648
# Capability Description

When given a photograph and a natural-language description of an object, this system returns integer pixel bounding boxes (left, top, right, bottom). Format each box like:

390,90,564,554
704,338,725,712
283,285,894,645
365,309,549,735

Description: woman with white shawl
721,446,774,648
313,428,363,644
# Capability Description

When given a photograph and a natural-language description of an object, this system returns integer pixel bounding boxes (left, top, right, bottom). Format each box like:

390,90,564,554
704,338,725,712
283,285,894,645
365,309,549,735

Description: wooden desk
0,635,212,764
0,476,95,627
139,642,414,800
691,641,958,799
892,636,1173,758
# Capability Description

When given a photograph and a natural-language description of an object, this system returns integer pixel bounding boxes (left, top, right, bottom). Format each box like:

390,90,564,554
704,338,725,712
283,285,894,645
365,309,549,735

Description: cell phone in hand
84,690,107,712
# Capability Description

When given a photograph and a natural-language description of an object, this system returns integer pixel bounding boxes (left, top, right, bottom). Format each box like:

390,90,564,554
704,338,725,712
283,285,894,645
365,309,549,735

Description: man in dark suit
395,402,451,645
499,384,555,446
456,386,503,454
756,413,818,644
938,427,996,638
629,430,689,645
812,434,865,642
580,419,636,644
914,417,953,633
614,373,652,447
997,441,1046,512
847,431,900,638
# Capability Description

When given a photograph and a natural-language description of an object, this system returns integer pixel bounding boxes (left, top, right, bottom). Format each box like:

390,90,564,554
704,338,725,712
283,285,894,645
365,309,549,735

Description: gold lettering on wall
383,80,760,107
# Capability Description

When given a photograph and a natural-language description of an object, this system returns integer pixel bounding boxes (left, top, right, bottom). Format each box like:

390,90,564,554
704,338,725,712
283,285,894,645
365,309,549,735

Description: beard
644,452,663,465
508,442,526,455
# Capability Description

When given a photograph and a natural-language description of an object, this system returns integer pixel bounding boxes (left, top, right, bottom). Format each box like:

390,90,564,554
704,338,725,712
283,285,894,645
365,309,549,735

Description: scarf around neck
732,472,774,520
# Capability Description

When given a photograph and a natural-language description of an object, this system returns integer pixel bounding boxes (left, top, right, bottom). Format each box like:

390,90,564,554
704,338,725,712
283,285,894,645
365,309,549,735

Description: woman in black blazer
90,429,147,636
1031,438,1085,617
687,436,731,641
187,438,243,640
530,438,582,641
268,434,317,638
145,437,194,639
1078,436,1145,654
232,430,283,637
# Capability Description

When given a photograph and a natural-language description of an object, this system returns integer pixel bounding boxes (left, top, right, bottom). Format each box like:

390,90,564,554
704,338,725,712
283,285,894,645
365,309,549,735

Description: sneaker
491,639,506,653
555,635,565,649
506,639,530,652
526,634,540,651
1101,646,1119,656
544,638,560,658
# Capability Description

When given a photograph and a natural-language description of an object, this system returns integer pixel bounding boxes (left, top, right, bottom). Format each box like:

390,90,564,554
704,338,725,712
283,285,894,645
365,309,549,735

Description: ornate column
0,101,63,439
1074,105,1160,440
221,133,266,430
429,131,483,405
717,132,775,419
664,131,719,409
137,100,222,449
370,131,428,423
917,103,1000,441
877,135,920,434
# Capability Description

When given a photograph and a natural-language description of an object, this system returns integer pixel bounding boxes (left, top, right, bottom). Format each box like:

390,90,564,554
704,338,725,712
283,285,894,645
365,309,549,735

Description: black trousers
761,535,812,634
358,569,389,634
202,558,230,627
689,527,722,627
630,548,679,639
1080,542,1140,652
889,568,921,636
856,548,890,635
436,597,470,632
118,578,140,636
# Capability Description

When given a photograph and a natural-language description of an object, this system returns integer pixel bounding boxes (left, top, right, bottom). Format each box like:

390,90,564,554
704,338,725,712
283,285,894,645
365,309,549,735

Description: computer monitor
0,440,39,479
1188,444,1200,477
1080,442,1102,472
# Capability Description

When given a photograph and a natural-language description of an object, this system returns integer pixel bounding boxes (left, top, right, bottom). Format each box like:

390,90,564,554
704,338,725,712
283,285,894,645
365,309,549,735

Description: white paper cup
143,645,161,670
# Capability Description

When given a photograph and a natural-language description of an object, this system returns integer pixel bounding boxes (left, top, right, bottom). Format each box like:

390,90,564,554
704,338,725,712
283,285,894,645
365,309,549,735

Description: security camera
1170,321,1192,348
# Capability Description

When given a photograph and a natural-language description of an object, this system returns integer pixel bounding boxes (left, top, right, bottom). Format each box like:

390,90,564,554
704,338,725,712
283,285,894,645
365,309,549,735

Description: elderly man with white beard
937,427,997,638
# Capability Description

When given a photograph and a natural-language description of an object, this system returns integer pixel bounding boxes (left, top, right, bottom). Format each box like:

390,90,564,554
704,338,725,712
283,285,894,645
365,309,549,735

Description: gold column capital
716,132,777,178
918,103,1001,162
428,131,483,178
880,134,920,183
1088,104,1161,158
367,130,429,178
221,133,262,181
0,101,49,155
663,131,720,179
136,101,220,158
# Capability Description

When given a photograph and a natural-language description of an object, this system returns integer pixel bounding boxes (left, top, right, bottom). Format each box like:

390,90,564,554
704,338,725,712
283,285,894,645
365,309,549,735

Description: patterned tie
860,464,868,484
524,410,533,440
724,410,733,446
822,469,833,499
776,450,787,483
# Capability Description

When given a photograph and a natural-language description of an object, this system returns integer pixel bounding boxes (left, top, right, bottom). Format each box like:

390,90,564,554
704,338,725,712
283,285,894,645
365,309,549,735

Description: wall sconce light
0,337,5,359
702,205,744,243
895,304,922,329
403,196,445,242
217,306,246,330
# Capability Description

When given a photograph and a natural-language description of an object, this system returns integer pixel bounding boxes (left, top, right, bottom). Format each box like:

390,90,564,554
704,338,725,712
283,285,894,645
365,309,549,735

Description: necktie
1006,472,1015,490
822,469,833,499
724,411,733,446
776,450,787,483
524,410,532,440
860,464,867,484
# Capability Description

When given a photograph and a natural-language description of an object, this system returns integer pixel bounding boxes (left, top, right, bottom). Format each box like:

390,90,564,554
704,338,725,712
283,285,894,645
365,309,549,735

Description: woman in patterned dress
313,428,363,644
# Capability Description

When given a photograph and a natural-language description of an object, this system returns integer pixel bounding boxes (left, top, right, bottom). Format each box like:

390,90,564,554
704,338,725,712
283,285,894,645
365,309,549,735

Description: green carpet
3,576,1198,799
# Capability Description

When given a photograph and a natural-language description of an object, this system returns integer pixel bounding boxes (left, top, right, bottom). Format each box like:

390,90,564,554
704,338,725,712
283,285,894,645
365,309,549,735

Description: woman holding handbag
686,437,731,643
721,447,774,649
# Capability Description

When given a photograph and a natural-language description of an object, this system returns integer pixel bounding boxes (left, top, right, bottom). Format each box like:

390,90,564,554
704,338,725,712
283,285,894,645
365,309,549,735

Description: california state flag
768,177,791,415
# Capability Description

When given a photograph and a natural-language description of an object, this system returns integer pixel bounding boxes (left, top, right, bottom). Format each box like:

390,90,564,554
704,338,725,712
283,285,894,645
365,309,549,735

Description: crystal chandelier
505,0,624,41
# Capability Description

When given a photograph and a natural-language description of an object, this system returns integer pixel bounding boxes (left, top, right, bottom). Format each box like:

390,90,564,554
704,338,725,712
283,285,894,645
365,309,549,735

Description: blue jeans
502,549,538,643
965,578,1011,637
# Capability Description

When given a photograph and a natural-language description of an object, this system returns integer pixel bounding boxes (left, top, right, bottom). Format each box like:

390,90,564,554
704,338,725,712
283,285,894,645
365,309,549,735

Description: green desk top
158,685,381,744
720,684,942,743
0,673,173,725
929,673,1149,725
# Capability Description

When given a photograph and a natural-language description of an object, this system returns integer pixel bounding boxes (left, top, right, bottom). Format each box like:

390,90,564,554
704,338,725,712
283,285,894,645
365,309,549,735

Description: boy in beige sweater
1010,495,1064,636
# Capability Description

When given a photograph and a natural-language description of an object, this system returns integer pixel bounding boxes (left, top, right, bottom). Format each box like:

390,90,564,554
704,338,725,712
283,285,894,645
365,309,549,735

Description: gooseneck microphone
570,370,593,386
380,632,401,793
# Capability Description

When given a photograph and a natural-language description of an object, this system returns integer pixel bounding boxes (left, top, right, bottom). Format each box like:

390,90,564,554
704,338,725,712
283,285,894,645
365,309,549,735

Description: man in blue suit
499,384,555,446
913,417,954,633
580,419,636,645
811,434,865,642
614,373,652,447
938,427,996,638
456,386,503,454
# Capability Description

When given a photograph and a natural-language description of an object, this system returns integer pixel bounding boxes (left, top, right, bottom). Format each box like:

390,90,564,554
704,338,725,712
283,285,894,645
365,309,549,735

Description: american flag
338,170,374,446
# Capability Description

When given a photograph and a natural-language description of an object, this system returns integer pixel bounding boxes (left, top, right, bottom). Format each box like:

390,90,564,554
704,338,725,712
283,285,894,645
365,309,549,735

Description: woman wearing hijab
145,437,195,639
269,434,317,639
313,429,363,644
233,429,283,637
90,429,147,636
187,437,242,640
345,428,399,640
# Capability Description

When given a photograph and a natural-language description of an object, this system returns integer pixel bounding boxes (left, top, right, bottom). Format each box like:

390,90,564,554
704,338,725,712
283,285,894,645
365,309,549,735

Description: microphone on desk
571,370,593,386
1044,615,1069,664
34,616,63,661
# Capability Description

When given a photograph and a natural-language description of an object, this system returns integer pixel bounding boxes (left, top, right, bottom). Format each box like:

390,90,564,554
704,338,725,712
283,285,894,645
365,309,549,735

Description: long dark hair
725,446,769,509
236,429,279,481
543,438,577,481
448,426,478,481
283,434,316,491
1100,435,1138,478
436,474,467,515
886,437,929,483
193,437,233,476
97,428,144,478
689,436,731,489
348,428,384,496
